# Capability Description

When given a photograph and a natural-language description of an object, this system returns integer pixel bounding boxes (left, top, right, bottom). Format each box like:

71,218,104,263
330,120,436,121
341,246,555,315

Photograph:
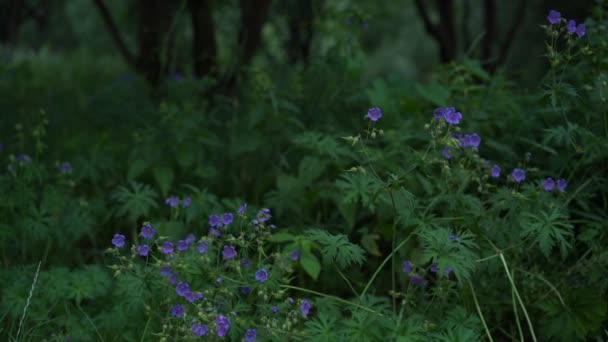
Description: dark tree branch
238,0,272,65
414,0,456,63
481,0,496,68
188,0,216,78
92,0,135,68
414,0,442,43
461,0,471,53
492,0,527,72
287,0,315,64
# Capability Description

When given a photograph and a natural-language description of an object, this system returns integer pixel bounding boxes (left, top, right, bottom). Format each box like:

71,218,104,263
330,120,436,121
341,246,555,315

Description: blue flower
185,233,196,244
192,323,207,336
222,246,237,260
490,165,501,178
430,263,439,273
138,244,150,256
272,306,279,314
567,20,577,33
410,276,428,287
160,266,172,277
241,287,251,295
255,269,269,282
547,10,561,25
443,107,462,125
171,304,185,318
209,214,222,227
366,107,383,122
221,213,234,226
140,223,155,240
161,241,174,255
177,240,189,252
181,197,192,208
197,240,209,254
543,178,555,191
576,23,586,38
176,282,190,297
238,203,248,214
301,300,312,317
291,250,301,261
216,315,231,337
402,260,413,273
245,329,257,342
185,291,204,303
112,234,126,248
165,195,179,208
557,178,567,192
442,147,452,159
512,168,526,183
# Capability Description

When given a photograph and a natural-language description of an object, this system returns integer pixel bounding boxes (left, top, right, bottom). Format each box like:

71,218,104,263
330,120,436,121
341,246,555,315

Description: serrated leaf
301,252,321,280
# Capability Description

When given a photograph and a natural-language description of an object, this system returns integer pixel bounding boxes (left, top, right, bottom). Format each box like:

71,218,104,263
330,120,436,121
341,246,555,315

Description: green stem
468,280,494,342
281,285,383,317
499,254,537,342
359,227,418,301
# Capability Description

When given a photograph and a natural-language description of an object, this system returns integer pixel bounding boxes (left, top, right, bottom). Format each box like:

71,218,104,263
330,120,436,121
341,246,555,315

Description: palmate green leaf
304,229,366,270
292,132,352,160
519,208,574,258
418,227,478,286
336,172,383,211
304,312,341,342
300,251,321,280
111,181,158,222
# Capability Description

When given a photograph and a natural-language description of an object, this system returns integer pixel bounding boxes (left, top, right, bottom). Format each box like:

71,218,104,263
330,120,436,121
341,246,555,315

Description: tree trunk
287,0,314,64
189,0,216,79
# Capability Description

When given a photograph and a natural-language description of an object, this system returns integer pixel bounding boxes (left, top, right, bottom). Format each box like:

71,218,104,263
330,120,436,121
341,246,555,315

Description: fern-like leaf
304,229,366,269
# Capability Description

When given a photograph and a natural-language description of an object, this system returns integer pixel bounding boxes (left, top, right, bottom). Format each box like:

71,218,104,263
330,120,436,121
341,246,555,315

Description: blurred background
1,0,605,340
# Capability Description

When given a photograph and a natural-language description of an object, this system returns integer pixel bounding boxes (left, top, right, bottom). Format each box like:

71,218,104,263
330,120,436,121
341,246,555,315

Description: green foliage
304,228,366,269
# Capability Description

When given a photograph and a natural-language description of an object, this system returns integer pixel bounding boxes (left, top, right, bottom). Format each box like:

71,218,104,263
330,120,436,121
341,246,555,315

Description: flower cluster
434,107,462,125
547,10,585,38
109,198,310,341
165,195,192,208
543,177,567,192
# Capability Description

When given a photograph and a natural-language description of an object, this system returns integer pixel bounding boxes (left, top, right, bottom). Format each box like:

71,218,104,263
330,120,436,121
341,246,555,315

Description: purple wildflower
410,276,428,287
272,306,279,314
258,208,272,223
490,165,501,178
442,147,452,159
171,304,185,318
161,241,174,255
291,250,301,261
140,223,155,240
460,133,481,148
177,240,189,252
238,203,248,214
165,195,179,208
444,107,463,125
367,107,383,122
547,10,561,25
197,240,209,254
160,266,172,277
185,291,204,303
17,154,32,164
245,329,257,342
181,197,191,208
252,219,259,226
192,324,207,336
567,20,577,33
209,227,222,238
301,300,312,317
241,287,251,295
216,278,222,285
222,245,237,260
185,233,196,244
433,107,445,119
576,23,586,38
288,298,295,305
449,234,461,242
512,168,526,183
168,272,178,285
176,282,190,297
221,213,234,226
430,263,439,273
402,260,413,273
138,244,150,256
111,234,126,248
242,259,251,268
60,162,72,174
557,178,567,192
543,178,555,191
445,267,454,275
208,214,222,227
255,269,269,282
216,315,231,337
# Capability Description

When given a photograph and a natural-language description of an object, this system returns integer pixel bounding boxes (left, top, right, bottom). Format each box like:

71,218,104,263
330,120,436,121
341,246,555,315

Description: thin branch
414,0,441,42
91,0,135,68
